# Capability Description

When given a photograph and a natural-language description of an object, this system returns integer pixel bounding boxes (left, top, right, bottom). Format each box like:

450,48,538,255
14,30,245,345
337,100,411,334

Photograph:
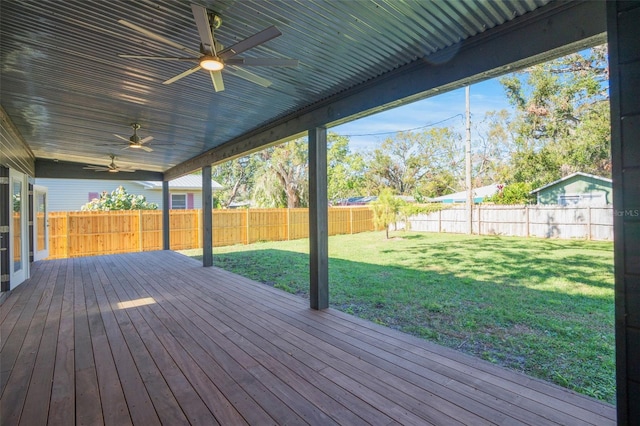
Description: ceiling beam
35,159,163,181
165,0,606,181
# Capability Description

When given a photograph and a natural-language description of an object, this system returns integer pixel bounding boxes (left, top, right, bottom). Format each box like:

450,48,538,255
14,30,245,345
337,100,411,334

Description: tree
327,134,367,202
212,155,260,208
81,186,158,211
252,132,364,208
472,110,515,187
253,138,308,208
499,45,610,188
365,128,463,198
252,165,289,208
369,188,404,239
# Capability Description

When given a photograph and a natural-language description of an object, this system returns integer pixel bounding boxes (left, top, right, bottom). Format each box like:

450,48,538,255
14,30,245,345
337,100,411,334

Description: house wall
537,175,612,205
1,106,35,292
35,178,203,211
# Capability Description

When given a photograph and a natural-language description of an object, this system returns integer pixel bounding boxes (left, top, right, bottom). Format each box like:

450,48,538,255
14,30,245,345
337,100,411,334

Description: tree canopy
365,128,462,199
500,46,610,188
213,132,366,208
209,46,610,207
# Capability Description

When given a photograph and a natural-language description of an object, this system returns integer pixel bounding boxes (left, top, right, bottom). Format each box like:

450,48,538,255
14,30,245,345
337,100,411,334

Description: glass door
9,169,27,287
33,185,49,261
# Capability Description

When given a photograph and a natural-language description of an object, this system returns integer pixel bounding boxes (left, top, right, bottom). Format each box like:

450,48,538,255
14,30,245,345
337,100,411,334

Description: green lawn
183,231,615,404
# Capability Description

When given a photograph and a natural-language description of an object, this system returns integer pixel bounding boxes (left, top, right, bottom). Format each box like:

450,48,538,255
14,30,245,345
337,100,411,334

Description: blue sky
332,77,514,152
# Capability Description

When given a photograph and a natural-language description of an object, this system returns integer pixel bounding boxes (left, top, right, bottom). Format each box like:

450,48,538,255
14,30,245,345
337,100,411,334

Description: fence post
64,211,70,258
587,206,592,241
525,205,530,238
349,208,354,234
245,208,250,245
287,208,291,241
198,209,203,249
138,210,143,252
476,205,481,235
438,209,442,233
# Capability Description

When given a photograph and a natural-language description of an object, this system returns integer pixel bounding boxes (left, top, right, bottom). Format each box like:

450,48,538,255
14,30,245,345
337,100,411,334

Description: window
171,193,187,209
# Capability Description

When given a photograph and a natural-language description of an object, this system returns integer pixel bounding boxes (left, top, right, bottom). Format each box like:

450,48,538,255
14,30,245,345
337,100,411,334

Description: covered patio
1,1,639,423
0,251,615,425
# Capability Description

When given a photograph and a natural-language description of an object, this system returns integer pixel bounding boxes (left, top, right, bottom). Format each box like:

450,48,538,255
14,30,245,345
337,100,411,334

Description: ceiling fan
118,4,298,92
83,154,136,173
114,123,155,152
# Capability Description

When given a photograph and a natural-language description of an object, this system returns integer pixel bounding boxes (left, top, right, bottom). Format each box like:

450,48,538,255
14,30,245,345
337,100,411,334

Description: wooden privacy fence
46,207,374,259
405,205,614,240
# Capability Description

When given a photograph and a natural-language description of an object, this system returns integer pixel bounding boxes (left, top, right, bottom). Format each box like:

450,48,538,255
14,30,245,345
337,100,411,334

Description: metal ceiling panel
1,0,550,173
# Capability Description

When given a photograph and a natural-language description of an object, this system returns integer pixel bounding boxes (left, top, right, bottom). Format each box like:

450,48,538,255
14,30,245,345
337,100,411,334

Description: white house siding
35,178,202,211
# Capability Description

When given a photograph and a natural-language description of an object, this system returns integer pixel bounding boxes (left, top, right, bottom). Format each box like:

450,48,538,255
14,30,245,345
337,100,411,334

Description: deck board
48,259,76,425
0,251,616,425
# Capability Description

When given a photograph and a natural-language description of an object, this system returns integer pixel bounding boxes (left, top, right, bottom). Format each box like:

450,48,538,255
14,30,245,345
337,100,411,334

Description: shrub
369,188,405,238
81,186,158,211
485,182,534,205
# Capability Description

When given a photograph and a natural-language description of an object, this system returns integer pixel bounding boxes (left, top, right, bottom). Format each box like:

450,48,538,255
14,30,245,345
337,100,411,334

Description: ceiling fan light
108,168,119,173
200,56,224,71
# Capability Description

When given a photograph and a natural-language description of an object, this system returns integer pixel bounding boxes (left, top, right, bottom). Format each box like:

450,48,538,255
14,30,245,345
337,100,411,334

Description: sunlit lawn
183,231,615,404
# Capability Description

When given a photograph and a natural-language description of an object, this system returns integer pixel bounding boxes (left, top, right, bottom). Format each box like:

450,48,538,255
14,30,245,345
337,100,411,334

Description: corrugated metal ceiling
1,0,550,173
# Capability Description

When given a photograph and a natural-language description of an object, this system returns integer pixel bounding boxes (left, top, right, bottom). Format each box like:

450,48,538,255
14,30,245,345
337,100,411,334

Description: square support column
202,165,213,267
162,181,170,250
308,127,328,310
608,1,640,423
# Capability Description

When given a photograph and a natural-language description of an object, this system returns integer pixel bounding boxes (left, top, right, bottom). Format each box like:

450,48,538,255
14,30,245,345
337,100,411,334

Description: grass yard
183,231,615,404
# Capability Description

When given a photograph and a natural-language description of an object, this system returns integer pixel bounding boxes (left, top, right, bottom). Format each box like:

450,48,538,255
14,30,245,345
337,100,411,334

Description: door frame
33,185,49,261
8,169,29,288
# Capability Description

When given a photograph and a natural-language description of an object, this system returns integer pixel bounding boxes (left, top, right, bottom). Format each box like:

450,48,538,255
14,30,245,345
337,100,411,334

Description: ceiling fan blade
119,54,199,61
144,142,174,147
83,166,109,171
227,66,271,88
191,4,217,55
119,169,136,173
163,64,202,85
224,58,299,67
118,19,201,56
141,146,154,152
210,70,225,92
219,26,282,60
114,134,129,142
140,136,154,144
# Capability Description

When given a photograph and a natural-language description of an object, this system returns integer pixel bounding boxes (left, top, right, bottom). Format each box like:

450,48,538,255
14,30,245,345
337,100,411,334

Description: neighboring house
332,196,378,206
530,172,612,206
431,184,501,204
36,175,222,211
227,201,252,209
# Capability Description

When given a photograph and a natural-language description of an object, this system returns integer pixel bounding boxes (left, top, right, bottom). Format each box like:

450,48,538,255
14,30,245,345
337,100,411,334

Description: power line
337,113,464,137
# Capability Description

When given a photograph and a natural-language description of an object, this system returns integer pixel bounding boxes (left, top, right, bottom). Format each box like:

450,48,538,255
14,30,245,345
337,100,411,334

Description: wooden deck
0,251,615,425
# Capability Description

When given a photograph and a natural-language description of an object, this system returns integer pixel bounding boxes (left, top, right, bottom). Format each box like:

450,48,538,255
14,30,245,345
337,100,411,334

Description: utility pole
465,85,473,234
